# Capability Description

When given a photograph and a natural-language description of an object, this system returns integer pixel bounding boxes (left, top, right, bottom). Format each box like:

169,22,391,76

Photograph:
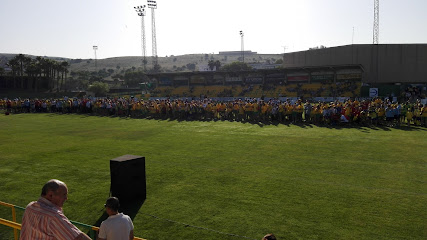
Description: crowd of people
2,96,426,127
402,86,425,102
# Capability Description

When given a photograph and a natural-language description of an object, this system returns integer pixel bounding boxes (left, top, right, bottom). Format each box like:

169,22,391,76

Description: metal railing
0,201,145,240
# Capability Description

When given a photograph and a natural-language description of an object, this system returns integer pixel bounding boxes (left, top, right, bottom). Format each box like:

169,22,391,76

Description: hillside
1,53,284,73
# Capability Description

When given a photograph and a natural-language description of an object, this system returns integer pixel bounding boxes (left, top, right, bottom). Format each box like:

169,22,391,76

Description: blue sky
0,0,426,59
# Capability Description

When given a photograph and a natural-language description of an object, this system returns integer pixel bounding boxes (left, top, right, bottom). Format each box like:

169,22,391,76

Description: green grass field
0,113,426,240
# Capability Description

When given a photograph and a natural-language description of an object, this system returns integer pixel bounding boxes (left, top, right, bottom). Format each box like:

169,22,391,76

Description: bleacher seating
150,81,362,98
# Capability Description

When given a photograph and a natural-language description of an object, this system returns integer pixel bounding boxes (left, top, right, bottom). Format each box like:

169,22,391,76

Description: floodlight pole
134,5,147,71
93,46,98,72
239,30,244,63
373,0,379,44
352,27,355,45
282,46,288,54
148,0,158,71
282,45,288,64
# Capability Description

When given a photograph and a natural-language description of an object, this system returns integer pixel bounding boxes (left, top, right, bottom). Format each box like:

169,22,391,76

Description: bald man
20,179,91,240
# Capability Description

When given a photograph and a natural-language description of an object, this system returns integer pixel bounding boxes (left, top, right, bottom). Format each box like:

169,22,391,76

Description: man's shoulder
25,200,39,209
28,198,62,214
118,213,132,219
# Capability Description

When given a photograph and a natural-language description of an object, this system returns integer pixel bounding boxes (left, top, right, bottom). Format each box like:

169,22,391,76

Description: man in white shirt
98,197,134,240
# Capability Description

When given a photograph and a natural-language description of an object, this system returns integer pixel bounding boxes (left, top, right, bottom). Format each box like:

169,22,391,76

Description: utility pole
282,46,288,54
282,45,288,65
239,30,244,63
352,27,355,44
93,46,98,72
147,0,158,71
134,5,147,71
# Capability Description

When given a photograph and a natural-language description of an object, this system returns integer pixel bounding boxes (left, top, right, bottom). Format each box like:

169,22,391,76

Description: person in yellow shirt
421,104,427,127
238,103,245,122
205,102,212,120
413,105,421,126
232,101,240,120
312,104,322,125
245,101,254,121
344,104,352,122
295,102,304,123
285,102,292,123
179,101,185,119
369,105,378,125
406,107,414,126
261,102,269,122
211,102,218,120
278,102,285,123
226,102,233,120
252,101,259,122
376,104,385,125
135,101,142,118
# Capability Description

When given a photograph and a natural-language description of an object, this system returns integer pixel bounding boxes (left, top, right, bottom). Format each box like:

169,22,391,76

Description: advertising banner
336,73,362,80
287,75,309,82
225,77,242,82
369,88,379,98
159,78,172,86
207,78,223,85
190,75,205,84
311,74,334,82
245,77,263,84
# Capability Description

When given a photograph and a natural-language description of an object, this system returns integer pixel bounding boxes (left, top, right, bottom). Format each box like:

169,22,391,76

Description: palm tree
60,61,69,91
33,56,44,91
43,59,57,91
7,58,19,88
25,59,38,90
15,54,31,89
54,61,62,92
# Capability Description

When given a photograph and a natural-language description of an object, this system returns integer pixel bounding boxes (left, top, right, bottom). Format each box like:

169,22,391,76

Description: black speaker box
110,155,146,201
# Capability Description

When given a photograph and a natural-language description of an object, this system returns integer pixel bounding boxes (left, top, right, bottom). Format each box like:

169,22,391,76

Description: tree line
0,53,278,95
0,54,69,92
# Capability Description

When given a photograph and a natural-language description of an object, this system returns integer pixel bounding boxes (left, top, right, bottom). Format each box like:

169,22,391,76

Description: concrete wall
283,44,427,83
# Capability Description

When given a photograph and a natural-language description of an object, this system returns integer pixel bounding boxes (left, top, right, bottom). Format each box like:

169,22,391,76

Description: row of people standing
2,97,426,127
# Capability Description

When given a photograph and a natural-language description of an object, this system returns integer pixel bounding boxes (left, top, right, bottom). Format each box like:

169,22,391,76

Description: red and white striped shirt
20,197,82,240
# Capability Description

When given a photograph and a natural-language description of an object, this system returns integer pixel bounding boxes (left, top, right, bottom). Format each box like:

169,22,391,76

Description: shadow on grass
37,112,427,131
93,198,145,227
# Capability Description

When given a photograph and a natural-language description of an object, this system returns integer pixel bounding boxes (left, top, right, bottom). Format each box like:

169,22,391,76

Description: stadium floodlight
134,5,147,70
147,0,158,71
147,0,157,9
239,31,244,63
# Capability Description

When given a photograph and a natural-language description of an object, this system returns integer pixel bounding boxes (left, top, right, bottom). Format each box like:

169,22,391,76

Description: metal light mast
147,0,158,70
93,46,98,71
239,30,244,63
134,5,147,70
282,45,288,64
373,0,379,44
